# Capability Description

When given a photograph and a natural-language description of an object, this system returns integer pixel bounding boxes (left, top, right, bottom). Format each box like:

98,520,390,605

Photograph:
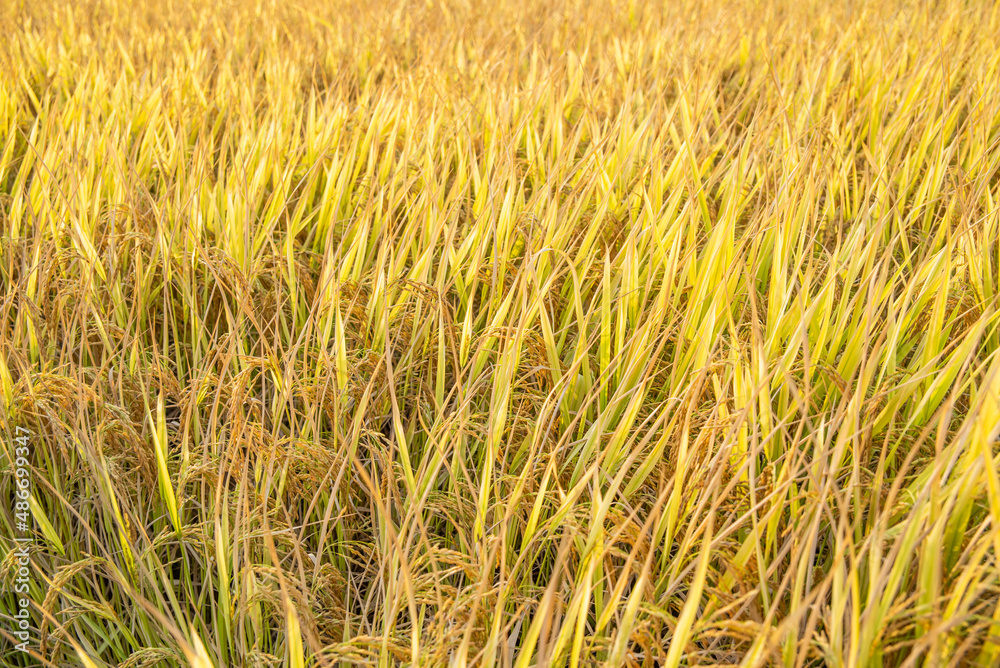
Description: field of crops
2,0,1000,665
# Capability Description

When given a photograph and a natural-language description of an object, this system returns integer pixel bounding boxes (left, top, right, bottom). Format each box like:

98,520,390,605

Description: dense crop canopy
2,0,1000,665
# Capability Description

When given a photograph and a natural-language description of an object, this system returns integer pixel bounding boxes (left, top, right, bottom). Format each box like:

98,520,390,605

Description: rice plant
2,0,1000,665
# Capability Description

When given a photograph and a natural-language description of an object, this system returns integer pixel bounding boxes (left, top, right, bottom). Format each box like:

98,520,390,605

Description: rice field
2,0,1000,665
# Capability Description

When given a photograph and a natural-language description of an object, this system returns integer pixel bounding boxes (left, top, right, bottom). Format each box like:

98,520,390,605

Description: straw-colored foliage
2,0,1000,665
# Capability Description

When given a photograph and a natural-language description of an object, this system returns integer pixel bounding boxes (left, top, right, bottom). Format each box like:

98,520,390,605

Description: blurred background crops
2,0,1000,665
